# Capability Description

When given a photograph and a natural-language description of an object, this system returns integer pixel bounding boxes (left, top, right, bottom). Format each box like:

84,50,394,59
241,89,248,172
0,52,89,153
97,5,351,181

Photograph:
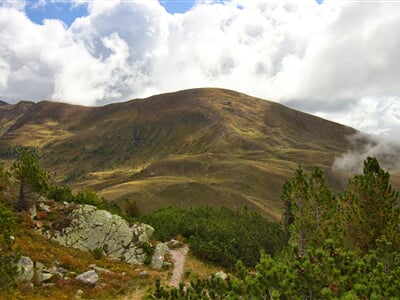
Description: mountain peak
0,88,362,219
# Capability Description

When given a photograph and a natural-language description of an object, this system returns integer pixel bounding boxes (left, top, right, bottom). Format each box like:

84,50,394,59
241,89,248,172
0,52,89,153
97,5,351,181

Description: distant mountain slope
0,88,365,220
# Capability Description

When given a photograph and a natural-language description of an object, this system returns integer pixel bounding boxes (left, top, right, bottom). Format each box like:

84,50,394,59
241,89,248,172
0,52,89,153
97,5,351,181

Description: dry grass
182,250,225,282
1,214,163,300
1,87,387,220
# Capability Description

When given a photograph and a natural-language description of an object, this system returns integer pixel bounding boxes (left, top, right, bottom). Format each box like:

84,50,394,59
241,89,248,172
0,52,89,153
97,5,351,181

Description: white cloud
0,0,399,142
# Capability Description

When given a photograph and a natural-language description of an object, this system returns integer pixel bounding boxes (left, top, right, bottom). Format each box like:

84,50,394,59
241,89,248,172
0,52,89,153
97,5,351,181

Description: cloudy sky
1,0,400,137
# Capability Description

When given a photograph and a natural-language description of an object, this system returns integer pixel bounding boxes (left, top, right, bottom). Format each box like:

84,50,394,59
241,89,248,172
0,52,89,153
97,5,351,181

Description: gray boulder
16,256,34,282
76,270,98,286
51,205,154,264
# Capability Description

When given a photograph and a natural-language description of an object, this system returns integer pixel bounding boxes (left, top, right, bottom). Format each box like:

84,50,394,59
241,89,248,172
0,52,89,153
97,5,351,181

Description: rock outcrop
33,198,154,265
52,205,154,264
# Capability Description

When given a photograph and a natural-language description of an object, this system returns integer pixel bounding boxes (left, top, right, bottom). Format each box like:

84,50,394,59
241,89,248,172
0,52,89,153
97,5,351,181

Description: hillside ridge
0,88,360,219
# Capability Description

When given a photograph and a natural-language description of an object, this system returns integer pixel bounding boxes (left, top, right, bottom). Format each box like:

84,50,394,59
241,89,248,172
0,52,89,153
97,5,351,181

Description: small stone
37,196,47,203
54,266,68,275
38,202,51,213
36,271,53,283
93,266,111,274
76,289,84,298
29,205,37,219
139,271,149,278
76,270,98,286
35,262,45,272
168,239,182,249
215,271,228,280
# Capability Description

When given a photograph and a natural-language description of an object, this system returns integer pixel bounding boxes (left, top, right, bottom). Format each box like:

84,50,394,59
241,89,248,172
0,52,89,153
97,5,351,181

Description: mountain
0,88,374,220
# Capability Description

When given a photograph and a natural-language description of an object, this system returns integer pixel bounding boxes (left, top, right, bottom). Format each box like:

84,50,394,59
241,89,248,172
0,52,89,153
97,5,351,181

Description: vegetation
146,239,400,299
10,148,49,211
0,149,160,298
147,157,400,299
0,202,18,289
2,145,400,299
47,185,122,215
142,205,285,269
0,88,367,218
339,157,400,253
282,166,337,255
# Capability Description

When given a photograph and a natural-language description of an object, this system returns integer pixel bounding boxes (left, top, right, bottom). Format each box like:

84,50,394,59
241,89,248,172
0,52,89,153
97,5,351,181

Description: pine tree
10,148,49,211
340,157,400,253
283,166,337,255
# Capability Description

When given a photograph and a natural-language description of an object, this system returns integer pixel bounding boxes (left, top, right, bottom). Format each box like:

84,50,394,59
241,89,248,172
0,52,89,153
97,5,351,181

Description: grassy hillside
0,88,374,220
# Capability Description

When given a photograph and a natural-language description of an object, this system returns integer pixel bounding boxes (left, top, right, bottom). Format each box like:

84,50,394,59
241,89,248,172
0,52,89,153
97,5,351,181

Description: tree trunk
18,180,25,212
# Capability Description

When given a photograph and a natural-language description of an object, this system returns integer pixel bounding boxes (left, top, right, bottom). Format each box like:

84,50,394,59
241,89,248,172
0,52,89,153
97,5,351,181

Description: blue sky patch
24,0,324,26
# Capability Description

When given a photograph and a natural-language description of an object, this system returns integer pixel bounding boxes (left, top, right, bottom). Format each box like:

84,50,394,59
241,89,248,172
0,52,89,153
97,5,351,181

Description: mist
333,132,400,174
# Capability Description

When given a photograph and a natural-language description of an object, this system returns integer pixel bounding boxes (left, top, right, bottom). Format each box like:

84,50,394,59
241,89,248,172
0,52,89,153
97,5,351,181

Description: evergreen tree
339,157,400,253
283,166,337,255
10,148,49,211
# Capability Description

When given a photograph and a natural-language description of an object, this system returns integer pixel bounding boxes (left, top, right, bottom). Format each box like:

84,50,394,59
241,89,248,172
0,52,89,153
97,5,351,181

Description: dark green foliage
46,185,75,203
140,206,186,241
283,166,338,255
10,148,49,211
90,247,104,260
142,205,286,268
47,185,122,215
0,202,18,288
183,206,285,268
340,157,400,253
148,157,400,299
148,240,400,299
142,242,155,265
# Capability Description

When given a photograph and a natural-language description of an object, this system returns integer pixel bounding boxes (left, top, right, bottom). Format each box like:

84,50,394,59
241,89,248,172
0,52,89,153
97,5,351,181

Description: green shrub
141,205,286,268
0,203,18,288
91,247,104,260
140,206,186,241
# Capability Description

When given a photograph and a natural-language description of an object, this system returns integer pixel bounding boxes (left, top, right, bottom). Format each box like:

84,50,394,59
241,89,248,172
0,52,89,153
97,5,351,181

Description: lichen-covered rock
16,256,34,282
49,205,154,265
152,242,168,270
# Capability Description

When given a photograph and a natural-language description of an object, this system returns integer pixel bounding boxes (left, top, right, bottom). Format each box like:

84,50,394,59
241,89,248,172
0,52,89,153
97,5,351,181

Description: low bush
0,202,18,288
141,205,286,268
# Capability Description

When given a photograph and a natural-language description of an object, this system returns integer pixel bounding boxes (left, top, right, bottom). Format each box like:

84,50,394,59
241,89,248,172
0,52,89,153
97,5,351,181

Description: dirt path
169,244,189,287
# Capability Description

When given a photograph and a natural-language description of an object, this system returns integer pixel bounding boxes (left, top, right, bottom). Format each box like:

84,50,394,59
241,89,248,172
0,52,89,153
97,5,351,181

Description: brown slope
0,88,359,220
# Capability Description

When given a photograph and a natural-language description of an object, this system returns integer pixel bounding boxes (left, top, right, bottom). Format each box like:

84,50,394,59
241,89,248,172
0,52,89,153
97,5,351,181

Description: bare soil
169,244,189,287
